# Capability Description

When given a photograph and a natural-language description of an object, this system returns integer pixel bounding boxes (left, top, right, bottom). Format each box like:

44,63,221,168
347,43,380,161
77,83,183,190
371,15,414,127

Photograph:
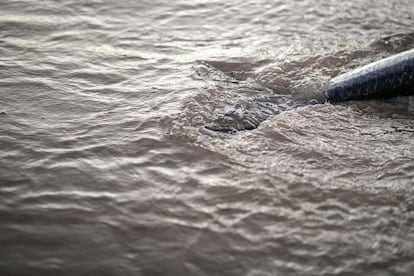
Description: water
1,0,414,275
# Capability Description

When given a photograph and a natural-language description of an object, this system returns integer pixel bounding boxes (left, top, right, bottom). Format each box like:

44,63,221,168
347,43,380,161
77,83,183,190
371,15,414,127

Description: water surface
1,0,414,275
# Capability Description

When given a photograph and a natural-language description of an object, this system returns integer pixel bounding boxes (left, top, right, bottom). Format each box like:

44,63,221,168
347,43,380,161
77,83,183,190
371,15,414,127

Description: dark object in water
206,48,414,133
204,96,319,133
325,48,414,102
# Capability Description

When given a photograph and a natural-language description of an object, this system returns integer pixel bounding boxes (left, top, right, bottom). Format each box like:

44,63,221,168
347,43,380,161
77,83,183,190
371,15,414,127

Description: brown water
1,0,414,275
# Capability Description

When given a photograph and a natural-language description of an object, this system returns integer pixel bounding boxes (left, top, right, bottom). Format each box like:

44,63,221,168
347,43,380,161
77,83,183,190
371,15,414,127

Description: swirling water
1,0,414,275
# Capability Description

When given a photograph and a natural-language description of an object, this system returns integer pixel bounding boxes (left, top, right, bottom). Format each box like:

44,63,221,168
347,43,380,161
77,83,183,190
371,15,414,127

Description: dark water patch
62,70,127,86
371,32,414,53
0,17,60,37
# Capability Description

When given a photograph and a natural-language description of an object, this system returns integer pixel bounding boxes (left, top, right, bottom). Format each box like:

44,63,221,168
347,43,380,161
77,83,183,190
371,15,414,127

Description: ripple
1,0,414,275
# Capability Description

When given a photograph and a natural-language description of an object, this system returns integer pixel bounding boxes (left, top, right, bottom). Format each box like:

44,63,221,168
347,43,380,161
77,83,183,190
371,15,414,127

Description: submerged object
206,48,414,133
204,95,319,132
325,48,414,102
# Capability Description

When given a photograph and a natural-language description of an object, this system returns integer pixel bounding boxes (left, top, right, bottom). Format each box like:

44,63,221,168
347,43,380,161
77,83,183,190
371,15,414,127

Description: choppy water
1,0,414,275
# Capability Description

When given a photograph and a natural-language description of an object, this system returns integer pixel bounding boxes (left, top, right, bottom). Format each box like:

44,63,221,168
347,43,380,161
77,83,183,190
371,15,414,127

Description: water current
1,0,414,275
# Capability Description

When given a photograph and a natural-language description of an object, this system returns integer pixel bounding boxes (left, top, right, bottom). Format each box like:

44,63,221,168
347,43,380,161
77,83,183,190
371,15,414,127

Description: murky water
1,0,414,275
